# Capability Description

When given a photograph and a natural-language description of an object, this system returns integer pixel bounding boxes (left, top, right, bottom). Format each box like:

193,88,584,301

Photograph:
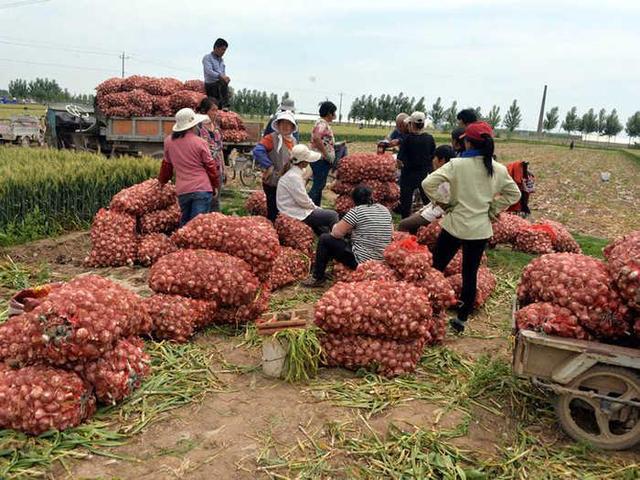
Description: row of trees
229,88,287,117
8,78,94,105
548,106,640,140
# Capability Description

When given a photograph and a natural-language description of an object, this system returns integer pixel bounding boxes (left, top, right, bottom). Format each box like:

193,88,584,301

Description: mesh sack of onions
28,275,151,365
183,79,206,93
392,231,411,242
152,95,173,116
515,302,590,340
538,219,581,253
269,247,311,290
359,179,399,204
409,268,457,313
0,364,96,435
96,77,124,95
143,77,183,96
75,337,150,404
218,110,244,129
149,249,259,306
85,209,137,268
489,213,530,247
335,195,355,216
605,235,640,309
332,263,355,282
274,214,315,258
603,230,640,259
169,90,206,111
96,91,129,111
121,75,150,91
172,213,280,280
320,332,428,377
427,311,447,346
447,266,497,309
145,294,217,342
416,220,442,251
513,225,556,254
125,89,153,116
212,285,271,326
517,253,630,339
110,179,176,216
349,260,397,283
0,314,45,368
442,251,488,277
384,236,433,281
330,180,357,195
244,191,268,217
140,203,181,234
137,233,177,267
222,129,249,143
314,280,434,340
336,153,396,183
101,106,131,117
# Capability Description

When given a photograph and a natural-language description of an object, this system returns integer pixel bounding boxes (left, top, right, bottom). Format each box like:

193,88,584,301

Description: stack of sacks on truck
330,153,400,215
417,214,581,255
516,231,640,343
95,75,248,140
0,275,152,434
85,179,180,268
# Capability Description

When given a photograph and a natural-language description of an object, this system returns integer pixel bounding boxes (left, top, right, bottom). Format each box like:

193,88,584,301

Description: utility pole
119,51,130,78
537,84,547,135
338,92,343,124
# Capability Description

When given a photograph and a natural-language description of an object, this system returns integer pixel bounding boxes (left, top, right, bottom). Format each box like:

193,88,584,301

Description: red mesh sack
314,280,434,340
269,247,311,290
408,268,457,313
110,179,176,216
96,91,128,111
330,181,357,195
384,236,433,281
274,214,315,258
245,191,268,217
212,285,271,325
125,89,153,116
603,230,640,259
96,77,124,95
350,260,398,282
489,213,530,247
320,333,427,377
183,79,206,93
332,262,355,282
0,365,95,435
169,90,206,111
427,311,447,346
514,224,556,254
145,294,217,342
392,231,412,242
149,249,259,306
171,213,281,281
335,195,355,216
121,75,150,91
442,251,488,277
336,153,396,182
517,253,630,339
152,95,173,116
143,77,183,96
137,233,177,267
85,209,137,268
539,219,582,254
218,111,245,130
222,129,249,143
515,302,590,340
416,220,442,251
140,203,181,234
0,314,45,368
447,266,497,309
605,235,640,309
75,337,150,404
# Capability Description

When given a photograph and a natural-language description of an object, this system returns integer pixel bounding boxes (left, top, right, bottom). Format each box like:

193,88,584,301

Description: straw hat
172,108,210,132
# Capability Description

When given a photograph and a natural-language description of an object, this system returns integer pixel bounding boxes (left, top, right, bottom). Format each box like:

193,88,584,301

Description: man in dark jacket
397,111,435,218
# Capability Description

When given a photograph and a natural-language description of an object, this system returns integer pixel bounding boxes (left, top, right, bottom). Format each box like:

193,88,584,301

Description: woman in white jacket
276,145,339,235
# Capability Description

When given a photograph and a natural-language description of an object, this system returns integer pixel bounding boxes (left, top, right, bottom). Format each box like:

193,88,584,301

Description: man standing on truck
203,38,230,109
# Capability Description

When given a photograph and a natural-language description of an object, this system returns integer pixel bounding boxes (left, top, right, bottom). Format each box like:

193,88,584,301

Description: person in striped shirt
302,186,393,287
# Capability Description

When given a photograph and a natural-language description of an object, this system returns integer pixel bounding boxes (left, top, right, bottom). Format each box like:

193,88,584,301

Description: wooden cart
512,301,640,450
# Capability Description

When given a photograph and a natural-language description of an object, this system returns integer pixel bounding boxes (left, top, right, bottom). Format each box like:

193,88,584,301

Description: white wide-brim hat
173,108,210,132
291,144,321,164
271,110,298,134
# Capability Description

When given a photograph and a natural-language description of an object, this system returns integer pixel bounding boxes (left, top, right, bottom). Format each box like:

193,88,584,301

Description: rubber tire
555,365,640,450
239,166,260,189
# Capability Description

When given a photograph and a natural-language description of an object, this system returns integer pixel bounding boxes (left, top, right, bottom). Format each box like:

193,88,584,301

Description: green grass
0,257,50,291
0,104,46,119
573,233,609,258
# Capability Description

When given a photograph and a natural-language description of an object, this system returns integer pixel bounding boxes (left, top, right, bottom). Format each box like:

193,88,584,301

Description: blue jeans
309,159,332,206
178,191,213,226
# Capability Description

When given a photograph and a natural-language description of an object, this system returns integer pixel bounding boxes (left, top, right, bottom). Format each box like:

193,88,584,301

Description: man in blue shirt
202,38,230,109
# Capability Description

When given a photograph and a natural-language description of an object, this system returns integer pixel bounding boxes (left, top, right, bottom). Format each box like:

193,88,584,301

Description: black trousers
399,170,429,219
313,233,358,279
205,80,230,108
262,183,278,222
303,208,339,236
433,229,488,321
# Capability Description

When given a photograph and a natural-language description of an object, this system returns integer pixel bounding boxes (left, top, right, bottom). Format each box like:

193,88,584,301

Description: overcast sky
1,0,638,131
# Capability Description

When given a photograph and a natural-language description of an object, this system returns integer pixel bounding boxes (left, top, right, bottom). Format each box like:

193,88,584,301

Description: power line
0,57,117,73
0,39,119,57
0,0,50,10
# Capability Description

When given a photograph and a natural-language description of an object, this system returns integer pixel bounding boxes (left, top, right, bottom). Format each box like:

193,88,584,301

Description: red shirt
160,131,219,195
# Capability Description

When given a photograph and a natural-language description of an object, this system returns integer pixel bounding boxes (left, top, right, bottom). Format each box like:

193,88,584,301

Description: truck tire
555,365,640,450
20,136,31,148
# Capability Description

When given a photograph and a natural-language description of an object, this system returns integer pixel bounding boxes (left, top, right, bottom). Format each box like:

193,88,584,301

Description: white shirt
419,182,450,222
276,165,317,220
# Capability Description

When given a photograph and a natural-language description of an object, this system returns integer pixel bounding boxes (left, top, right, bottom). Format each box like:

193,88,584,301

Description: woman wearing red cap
422,121,521,333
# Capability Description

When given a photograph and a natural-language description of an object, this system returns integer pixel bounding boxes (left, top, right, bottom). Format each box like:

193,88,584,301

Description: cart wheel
555,365,640,450
239,164,261,189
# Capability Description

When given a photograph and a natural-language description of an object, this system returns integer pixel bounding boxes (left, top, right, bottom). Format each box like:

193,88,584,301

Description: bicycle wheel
239,165,261,188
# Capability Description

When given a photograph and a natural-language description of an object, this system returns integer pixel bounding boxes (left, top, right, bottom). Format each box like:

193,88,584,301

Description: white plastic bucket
262,337,288,378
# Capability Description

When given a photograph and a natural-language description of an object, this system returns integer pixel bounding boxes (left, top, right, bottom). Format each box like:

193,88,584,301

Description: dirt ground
2,142,639,479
